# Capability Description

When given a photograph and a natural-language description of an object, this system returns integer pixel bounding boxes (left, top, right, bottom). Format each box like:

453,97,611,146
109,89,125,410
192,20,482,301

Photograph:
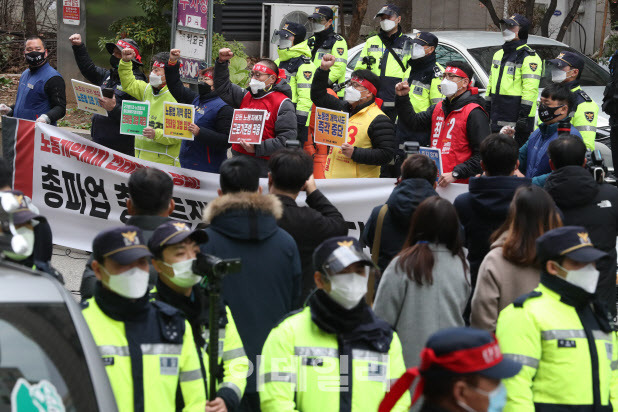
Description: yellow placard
163,102,195,140
314,107,348,147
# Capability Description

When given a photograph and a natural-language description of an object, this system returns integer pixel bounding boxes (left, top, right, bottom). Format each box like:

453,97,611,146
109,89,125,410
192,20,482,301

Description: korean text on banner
71,79,107,116
63,0,80,25
314,107,348,147
163,102,195,140
419,147,443,182
120,101,150,136
228,109,266,144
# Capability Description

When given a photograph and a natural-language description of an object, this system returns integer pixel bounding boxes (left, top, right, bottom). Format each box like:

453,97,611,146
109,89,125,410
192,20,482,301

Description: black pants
610,116,618,169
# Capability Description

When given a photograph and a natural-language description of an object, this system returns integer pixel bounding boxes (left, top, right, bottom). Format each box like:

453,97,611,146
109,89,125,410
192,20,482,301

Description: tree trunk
610,0,618,30
525,0,535,29
478,0,502,27
23,0,36,36
556,0,583,41
338,0,346,38
346,0,368,48
540,0,558,37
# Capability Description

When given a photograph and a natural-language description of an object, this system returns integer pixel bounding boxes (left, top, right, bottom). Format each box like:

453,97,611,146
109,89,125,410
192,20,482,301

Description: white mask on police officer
327,271,368,309
279,39,293,50
556,262,600,294
344,86,362,103
163,258,202,288
149,72,163,88
502,29,516,42
551,68,572,83
440,78,460,97
380,19,397,32
102,266,150,299
411,44,426,60
313,22,327,33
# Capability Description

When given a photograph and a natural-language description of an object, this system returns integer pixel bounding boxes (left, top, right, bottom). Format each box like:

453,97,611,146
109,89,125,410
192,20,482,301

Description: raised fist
320,54,336,70
121,47,135,62
69,33,82,46
395,81,410,96
170,49,181,63
218,48,234,62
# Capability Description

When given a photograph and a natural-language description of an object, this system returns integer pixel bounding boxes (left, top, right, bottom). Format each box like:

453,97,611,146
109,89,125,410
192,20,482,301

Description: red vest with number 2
430,101,481,183
233,90,290,159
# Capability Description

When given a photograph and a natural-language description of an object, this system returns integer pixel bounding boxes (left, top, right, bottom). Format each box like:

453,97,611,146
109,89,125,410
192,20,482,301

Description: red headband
253,63,287,83
202,70,213,80
445,66,469,79
351,76,377,96
117,40,142,63
379,340,504,412
152,61,165,68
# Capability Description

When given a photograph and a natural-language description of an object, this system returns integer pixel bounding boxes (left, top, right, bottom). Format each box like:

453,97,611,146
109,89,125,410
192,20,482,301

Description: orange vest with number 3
324,103,384,179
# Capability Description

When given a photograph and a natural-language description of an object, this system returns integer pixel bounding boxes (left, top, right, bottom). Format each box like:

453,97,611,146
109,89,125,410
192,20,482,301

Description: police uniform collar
94,280,150,321
313,26,335,45
502,39,525,53
379,26,402,43
408,52,437,71
541,272,594,308
564,79,580,91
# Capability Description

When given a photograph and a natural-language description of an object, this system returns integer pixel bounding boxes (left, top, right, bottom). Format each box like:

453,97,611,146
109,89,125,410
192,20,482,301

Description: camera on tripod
586,149,615,185
192,252,241,288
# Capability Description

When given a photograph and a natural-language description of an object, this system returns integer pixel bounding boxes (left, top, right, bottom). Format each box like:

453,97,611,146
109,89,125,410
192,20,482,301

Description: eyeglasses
440,73,464,81
250,72,270,79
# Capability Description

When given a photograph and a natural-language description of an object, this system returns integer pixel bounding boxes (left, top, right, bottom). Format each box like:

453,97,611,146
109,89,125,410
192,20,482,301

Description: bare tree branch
556,0,583,41
23,0,37,36
540,0,558,37
478,0,501,27
346,0,368,47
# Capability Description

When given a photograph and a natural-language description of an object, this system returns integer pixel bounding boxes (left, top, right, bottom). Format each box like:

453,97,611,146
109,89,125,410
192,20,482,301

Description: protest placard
228,109,266,144
120,101,150,136
71,79,107,116
419,147,443,182
314,107,348,147
163,102,195,140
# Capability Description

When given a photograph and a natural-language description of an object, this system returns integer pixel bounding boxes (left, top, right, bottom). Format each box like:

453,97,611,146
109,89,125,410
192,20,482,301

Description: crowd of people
3,4,618,412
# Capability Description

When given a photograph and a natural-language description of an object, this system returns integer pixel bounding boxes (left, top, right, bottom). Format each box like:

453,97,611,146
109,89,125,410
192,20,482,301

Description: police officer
399,31,444,146
69,35,146,156
274,22,316,144
355,4,410,121
307,6,347,96
548,51,599,150
496,226,618,410
82,226,206,411
380,327,521,412
485,14,542,146
149,221,249,412
259,236,410,411
0,36,66,125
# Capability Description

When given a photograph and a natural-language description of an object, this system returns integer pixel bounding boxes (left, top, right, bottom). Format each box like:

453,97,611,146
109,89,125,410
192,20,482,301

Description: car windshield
0,303,98,411
467,44,610,87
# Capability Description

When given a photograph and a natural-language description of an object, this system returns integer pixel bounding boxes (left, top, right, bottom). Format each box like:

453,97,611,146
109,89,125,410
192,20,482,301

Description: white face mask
5,226,35,261
551,68,569,83
411,43,426,60
249,78,267,94
440,78,461,97
313,22,326,32
380,19,397,32
557,262,600,294
502,29,516,42
344,85,362,103
327,272,368,309
163,258,202,288
149,72,163,88
102,266,150,299
279,39,293,50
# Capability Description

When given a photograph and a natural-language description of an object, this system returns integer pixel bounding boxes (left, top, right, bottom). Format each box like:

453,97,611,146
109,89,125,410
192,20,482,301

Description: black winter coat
362,178,438,272
454,175,531,284
545,166,618,317
310,67,396,166
276,190,348,302
72,44,146,155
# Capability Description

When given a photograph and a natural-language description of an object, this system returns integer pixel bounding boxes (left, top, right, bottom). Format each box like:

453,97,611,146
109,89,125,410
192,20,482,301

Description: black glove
515,117,530,134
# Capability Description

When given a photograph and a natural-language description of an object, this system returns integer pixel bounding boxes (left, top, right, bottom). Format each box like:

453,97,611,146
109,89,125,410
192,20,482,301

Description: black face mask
198,81,212,95
25,51,46,67
538,103,565,123
110,55,121,69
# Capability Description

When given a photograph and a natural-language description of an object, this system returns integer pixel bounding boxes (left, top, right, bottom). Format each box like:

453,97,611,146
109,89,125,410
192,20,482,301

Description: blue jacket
200,192,302,394
14,63,61,125
519,123,582,186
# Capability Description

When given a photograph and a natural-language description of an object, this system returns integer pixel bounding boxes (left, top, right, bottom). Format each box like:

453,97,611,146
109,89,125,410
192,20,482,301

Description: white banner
16,122,467,251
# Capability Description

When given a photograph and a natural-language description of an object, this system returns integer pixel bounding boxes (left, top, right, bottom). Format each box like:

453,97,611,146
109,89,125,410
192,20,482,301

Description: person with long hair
471,185,562,332
373,196,470,369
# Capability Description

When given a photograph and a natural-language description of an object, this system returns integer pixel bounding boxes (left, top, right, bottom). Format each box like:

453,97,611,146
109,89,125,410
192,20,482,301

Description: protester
80,167,174,300
545,134,618,318
268,149,347,301
200,156,302,411
496,226,618,410
454,134,531,288
355,4,410,122
260,236,411,411
166,49,233,172
70,35,146,155
149,221,249,412
311,55,396,178
516,82,581,186
373,196,470,369
0,36,66,125
273,22,315,144
303,86,338,177
548,51,599,150
307,6,347,96
485,14,542,146
398,32,444,147
82,226,206,411
214,48,297,176
471,185,562,332
395,61,490,185
362,154,438,273
379,327,521,412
